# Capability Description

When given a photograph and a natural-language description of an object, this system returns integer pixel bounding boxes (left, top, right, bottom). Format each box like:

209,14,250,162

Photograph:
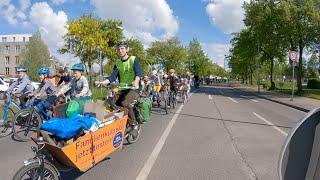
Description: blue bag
40,114,99,139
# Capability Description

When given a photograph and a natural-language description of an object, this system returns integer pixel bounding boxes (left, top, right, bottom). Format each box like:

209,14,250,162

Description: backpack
134,98,152,123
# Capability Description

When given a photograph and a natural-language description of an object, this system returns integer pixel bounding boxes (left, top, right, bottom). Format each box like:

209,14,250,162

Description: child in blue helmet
56,63,92,98
35,67,57,110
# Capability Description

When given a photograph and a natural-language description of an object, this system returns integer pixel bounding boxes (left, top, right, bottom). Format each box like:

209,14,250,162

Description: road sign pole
291,62,295,101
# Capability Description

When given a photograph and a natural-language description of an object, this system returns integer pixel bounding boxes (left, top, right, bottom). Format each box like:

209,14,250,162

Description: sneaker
0,120,5,126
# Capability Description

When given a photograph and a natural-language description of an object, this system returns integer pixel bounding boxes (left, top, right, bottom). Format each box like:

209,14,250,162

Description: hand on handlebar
95,79,110,87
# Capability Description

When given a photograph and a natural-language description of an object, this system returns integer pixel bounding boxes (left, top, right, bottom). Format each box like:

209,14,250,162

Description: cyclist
8,65,34,107
0,65,34,125
34,67,57,110
57,68,71,88
56,63,91,98
95,41,143,126
141,75,151,96
166,68,179,108
150,70,162,105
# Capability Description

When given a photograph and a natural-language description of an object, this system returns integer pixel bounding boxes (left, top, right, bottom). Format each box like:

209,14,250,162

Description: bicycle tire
126,124,141,144
13,160,60,180
12,108,42,142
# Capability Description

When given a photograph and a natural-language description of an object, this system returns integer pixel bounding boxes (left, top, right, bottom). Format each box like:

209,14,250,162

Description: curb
233,87,310,113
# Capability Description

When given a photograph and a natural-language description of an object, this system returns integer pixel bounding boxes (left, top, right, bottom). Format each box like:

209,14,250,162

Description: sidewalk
231,84,320,112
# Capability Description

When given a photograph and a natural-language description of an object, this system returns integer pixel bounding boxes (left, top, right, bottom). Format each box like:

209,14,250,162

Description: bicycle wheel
172,93,177,109
13,108,42,142
0,107,14,137
126,124,141,144
13,161,60,180
162,91,169,114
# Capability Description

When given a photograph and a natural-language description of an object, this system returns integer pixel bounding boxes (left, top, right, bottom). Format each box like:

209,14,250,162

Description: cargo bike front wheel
13,160,60,180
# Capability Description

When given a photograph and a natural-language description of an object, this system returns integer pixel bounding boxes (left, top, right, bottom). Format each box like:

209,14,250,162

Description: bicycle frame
1,94,31,123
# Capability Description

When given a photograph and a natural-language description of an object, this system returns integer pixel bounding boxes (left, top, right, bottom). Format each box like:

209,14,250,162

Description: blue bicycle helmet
38,67,50,75
17,65,27,72
71,63,85,72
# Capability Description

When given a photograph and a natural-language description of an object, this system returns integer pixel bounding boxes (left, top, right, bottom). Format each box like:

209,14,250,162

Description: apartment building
0,34,32,77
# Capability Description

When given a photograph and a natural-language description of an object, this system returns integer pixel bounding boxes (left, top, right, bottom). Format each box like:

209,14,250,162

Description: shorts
154,85,162,92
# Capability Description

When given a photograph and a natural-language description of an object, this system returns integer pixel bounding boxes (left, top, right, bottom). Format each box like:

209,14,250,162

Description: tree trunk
269,58,275,90
297,42,303,92
250,65,253,85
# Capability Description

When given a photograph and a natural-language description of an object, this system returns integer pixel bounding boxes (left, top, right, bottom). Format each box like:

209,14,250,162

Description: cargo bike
13,83,151,180
13,108,129,180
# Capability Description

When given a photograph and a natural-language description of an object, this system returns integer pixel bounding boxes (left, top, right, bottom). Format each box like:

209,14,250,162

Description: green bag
134,98,152,123
66,96,91,118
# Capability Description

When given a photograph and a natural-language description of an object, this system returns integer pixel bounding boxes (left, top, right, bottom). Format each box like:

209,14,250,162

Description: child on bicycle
7,65,34,107
1,65,34,125
56,63,92,99
34,67,57,110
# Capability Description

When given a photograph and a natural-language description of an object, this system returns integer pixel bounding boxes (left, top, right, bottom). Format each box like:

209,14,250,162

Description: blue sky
0,0,248,66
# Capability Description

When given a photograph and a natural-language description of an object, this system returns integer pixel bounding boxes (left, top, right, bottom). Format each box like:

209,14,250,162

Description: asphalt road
0,85,306,180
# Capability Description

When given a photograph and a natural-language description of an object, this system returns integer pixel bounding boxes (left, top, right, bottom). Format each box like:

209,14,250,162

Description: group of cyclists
0,40,193,135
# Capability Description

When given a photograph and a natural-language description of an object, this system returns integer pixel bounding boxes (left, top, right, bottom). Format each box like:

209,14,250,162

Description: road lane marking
240,95,258,103
136,93,194,180
228,97,239,104
209,95,212,100
253,112,288,136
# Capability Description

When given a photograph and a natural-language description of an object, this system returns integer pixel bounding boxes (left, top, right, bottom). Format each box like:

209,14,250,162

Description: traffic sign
289,51,298,61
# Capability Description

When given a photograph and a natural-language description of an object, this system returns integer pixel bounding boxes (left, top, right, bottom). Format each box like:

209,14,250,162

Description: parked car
0,78,9,100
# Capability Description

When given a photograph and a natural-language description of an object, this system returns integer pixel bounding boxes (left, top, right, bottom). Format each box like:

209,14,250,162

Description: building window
5,56,10,65
5,67,9,75
5,45,10,54
15,67,18,74
2,37,7,42
15,45,20,53
23,37,26,42
13,37,16,42
15,56,19,64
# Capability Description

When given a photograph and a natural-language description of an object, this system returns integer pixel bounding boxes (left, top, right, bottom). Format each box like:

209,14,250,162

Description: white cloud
3,4,18,25
19,0,30,11
203,43,231,67
91,0,179,46
0,0,30,25
206,0,249,34
16,10,26,20
52,0,68,5
30,2,70,62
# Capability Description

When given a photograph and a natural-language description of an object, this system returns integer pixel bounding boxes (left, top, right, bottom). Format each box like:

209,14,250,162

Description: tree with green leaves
59,14,123,84
24,32,50,81
186,38,212,77
127,39,153,75
307,54,319,79
229,29,259,85
243,0,287,89
279,0,320,92
147,37,187,74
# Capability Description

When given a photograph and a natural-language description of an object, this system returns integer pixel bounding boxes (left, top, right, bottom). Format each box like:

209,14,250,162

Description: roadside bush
307,79,320,89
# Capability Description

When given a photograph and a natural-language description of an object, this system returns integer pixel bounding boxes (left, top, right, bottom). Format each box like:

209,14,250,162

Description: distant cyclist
166,68,179,108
